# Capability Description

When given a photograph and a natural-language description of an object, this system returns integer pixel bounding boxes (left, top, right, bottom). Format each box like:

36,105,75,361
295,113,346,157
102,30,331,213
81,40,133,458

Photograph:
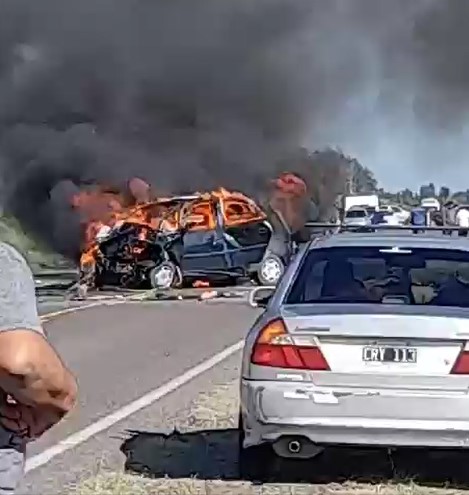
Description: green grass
0,216,71,272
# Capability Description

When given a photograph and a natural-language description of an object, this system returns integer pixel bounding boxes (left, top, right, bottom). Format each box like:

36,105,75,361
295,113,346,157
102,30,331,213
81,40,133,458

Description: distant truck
420,197,440,211
343,194,379,213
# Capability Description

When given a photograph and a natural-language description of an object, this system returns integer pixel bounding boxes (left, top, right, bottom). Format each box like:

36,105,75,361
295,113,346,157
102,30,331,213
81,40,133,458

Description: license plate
362,346,417,363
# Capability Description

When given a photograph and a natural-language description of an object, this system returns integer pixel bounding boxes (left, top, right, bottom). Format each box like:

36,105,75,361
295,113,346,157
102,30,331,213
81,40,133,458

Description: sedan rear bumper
241,379,469,449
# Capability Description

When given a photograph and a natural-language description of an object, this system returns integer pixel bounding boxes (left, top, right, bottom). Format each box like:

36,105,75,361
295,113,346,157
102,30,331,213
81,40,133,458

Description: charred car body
78,188,293,289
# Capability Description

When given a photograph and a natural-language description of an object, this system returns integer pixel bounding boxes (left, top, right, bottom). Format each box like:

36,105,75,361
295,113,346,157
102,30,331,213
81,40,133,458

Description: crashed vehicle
76,188,292,289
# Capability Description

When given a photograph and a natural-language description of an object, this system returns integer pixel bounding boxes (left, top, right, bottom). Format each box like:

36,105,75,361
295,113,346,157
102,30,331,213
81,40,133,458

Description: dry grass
70,381,469,495
73,473,467,495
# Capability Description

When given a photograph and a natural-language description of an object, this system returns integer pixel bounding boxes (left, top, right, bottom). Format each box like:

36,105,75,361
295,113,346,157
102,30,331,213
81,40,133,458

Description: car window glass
224,221,271,247
285,246,469,308
185,200,215,231
346,210,366,218
183,230,214,246
223,199,265,226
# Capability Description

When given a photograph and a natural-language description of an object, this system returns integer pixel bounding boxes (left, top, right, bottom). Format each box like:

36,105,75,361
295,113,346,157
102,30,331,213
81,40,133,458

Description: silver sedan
342,207,371,227
239,230,469,480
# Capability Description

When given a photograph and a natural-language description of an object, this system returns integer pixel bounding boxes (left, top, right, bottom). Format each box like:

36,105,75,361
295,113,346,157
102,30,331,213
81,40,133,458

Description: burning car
75,187,287,289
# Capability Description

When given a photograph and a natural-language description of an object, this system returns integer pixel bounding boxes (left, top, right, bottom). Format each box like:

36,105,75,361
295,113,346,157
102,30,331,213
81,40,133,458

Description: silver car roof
308,232,469,252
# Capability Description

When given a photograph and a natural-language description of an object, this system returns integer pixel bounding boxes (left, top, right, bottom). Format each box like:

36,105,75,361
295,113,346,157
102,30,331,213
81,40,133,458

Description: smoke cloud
0,0,468,254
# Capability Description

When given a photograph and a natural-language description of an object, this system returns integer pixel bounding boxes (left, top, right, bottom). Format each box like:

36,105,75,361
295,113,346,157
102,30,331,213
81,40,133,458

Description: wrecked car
77,188,289,289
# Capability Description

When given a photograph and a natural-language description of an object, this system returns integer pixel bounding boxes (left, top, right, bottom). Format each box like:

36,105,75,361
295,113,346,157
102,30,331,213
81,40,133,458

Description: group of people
431,202,469,231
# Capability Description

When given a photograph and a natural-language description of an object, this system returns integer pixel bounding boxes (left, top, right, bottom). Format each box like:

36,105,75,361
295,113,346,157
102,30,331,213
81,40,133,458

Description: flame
71,189,127,251
193,280,210,288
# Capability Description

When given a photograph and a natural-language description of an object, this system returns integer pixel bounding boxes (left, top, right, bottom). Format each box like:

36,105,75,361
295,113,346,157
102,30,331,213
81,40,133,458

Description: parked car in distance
390,205,410,224
343,207,370,227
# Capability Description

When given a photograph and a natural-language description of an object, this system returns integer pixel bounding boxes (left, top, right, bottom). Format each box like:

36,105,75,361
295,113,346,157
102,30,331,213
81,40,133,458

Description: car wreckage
76,187,295,290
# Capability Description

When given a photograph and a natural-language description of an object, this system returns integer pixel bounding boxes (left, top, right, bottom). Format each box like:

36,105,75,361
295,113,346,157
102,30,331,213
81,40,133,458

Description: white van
420,197,440,211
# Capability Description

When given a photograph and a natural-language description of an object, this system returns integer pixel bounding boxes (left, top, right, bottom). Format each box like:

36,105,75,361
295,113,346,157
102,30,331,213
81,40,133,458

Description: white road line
25,339,244,473
39,301,123,322
39,289,159,322
38,296,148,322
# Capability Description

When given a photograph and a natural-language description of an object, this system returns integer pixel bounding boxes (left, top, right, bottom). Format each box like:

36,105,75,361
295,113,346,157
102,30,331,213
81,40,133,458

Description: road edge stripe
25,339,244,472
40,300,126,322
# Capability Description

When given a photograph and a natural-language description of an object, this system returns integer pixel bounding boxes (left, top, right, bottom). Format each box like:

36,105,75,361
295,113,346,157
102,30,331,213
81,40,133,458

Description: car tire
149,261,177,289
257,254,285,286
238,412,275,482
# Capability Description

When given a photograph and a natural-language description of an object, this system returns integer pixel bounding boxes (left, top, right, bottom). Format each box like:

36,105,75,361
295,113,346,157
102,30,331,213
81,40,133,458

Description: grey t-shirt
0,243,43,494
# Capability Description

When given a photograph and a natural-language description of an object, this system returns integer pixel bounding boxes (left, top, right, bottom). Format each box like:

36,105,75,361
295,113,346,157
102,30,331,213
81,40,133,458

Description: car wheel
257,254,285,286
238,412,274,482
149,261,177,289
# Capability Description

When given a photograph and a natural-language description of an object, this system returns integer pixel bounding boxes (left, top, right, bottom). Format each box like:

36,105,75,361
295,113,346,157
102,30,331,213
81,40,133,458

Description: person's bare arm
0,244,77,427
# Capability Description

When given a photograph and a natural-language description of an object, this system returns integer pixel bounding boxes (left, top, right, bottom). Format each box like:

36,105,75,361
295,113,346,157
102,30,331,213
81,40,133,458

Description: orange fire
71,179,267,278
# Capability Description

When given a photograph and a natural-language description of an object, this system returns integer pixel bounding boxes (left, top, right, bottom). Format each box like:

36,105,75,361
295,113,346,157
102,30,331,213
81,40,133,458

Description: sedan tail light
451,343,469,374
250,318,329,370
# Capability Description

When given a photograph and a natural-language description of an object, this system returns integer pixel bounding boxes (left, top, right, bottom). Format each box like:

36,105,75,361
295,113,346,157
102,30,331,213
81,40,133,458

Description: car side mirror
248,286,276,308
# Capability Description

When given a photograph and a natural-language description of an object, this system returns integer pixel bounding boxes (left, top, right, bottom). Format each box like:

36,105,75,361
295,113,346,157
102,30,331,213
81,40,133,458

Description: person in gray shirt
0,243,77,493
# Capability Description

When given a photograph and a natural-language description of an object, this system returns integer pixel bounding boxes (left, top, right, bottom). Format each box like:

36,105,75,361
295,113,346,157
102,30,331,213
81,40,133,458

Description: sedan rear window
285,247,469,307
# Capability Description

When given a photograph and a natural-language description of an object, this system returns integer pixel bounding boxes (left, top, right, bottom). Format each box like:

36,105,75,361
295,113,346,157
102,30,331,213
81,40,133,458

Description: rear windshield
346,209,366,218
285,247,469,307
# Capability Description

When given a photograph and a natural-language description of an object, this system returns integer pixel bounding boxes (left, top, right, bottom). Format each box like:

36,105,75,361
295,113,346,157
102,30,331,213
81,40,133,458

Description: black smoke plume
0,0,468,255
0,0,330,254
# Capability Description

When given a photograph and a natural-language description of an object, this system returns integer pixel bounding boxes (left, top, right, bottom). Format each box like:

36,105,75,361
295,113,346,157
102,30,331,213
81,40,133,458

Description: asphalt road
20,300,259,494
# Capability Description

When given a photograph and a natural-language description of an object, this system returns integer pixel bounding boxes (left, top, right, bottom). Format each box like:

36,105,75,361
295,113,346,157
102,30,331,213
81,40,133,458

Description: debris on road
75,283,89,300
193,280,210,288
199,290,218,300
135,287,250,302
